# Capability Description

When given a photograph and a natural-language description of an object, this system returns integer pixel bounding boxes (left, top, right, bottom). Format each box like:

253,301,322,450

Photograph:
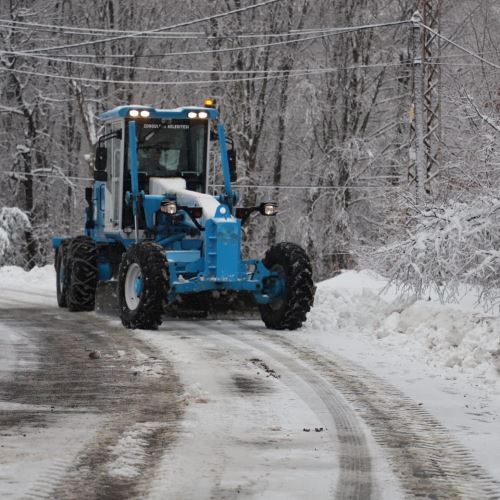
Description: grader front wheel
259,242,315,330
118,242,169,330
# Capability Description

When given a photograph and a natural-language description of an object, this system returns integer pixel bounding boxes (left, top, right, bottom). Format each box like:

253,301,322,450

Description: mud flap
95,281,120,316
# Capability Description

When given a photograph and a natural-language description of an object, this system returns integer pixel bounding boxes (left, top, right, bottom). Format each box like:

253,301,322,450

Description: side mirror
228,149,237,182
95,146,107,171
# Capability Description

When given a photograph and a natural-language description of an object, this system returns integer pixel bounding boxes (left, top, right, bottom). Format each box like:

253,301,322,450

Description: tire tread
259,242,315,330
118,242,168,330
67,236,98,312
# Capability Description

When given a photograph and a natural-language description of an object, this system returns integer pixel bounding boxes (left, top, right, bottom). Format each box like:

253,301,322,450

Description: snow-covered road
0,266,499,499
0,304,183,499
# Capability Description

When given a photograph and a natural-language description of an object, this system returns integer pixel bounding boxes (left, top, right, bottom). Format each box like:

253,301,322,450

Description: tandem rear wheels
55,236,98,311
259,242,315,330
118,242,169,330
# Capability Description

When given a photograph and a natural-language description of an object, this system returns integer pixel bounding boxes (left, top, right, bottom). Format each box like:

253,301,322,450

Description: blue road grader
53,99,315,330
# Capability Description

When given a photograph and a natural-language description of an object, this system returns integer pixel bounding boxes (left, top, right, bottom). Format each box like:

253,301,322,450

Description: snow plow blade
95,282,259,320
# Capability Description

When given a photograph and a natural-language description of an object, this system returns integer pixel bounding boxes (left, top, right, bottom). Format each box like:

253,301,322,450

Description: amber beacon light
203,98,216,108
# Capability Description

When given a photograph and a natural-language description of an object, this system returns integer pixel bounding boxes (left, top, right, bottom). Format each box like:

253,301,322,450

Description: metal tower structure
420,0,442,178
409,0,442,201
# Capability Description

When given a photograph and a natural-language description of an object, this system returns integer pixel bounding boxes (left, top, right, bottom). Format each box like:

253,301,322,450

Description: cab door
104,121,124,232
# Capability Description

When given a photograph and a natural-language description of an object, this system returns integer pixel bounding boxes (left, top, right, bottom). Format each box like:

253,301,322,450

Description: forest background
1,0,499,302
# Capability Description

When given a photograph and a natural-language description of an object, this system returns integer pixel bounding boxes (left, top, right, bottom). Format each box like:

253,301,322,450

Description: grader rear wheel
55,239,71,308
66,236,98,312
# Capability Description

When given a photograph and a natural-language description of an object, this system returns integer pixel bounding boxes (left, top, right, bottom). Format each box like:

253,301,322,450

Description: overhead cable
0,21,380,40
217,184,402,190
0,62,408,86
0,49,405,75
0,171,402,190
17,0,284,54
421,23,500,72
0,31,376,61
8,21,411,60
1,17,408,44
0,170,93,182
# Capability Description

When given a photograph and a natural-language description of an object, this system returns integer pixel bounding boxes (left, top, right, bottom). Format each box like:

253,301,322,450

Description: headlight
260,202,278,216
129,109,139,117
198,111,208,119
140,110,150,118
188,111,197,119
161,201,177,215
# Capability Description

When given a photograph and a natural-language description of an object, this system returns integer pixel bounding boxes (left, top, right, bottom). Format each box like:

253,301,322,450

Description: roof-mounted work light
203,98,216,108
129,109,150,118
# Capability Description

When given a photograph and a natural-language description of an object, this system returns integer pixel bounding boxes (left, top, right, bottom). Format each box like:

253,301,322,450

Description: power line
0,19,204,35
1,16,408,43
0,170,92,181
0,49,405,75
219,184,402,190
0,62,407,86
421,23,500,72
0,23,204,40
0,171,405,189
18,0,283,54
426,62,500,69
0,20,366,41
6,21,410,61
425,51,500,62
0,31,365,61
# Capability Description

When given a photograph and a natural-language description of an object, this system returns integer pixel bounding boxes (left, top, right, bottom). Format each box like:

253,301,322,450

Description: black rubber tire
118,242,168,330
259,242,315,330
67,236,98,312
55,239,70,308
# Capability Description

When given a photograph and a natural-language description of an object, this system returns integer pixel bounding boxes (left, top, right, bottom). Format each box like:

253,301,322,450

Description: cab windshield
133,119,208,192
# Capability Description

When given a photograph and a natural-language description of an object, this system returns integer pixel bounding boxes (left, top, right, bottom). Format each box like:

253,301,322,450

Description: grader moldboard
53,100,315,330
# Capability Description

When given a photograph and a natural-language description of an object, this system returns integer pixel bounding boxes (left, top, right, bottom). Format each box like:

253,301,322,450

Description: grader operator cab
53,100,315,330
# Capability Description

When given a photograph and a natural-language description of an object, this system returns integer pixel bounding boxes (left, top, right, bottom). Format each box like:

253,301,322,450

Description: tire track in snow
173,320,376,500
0,308,184,499
232,321,500,500
144,330,243,500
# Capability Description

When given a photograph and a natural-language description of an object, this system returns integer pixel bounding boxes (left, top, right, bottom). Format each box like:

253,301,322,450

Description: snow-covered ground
296,270,500,481
0,265,56,307
2,264,498,388
308,270,500,388
1,264,499,485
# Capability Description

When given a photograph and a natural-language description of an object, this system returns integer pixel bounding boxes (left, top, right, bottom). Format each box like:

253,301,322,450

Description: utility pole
419,0,442,179
409,0,442,203
412,10,427,204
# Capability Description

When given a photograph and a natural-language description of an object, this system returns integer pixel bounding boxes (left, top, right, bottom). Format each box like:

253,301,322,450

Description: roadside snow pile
307,270,500,384
0,265,55,292
0,207,31,267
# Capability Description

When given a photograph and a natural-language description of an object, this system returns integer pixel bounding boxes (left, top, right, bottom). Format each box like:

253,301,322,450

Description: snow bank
0,265,55,292
306,270,500,385
0,207,31,267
